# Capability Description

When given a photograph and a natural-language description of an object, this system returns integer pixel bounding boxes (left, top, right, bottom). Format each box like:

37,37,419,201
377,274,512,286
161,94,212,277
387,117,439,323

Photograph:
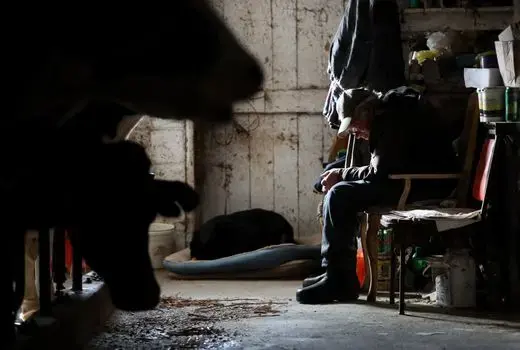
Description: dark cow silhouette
3,1,264,335
190,209,296,261
8,2,263,126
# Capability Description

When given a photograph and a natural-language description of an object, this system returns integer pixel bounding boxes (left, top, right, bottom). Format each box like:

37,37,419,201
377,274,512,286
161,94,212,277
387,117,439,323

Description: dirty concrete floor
88,270,520,349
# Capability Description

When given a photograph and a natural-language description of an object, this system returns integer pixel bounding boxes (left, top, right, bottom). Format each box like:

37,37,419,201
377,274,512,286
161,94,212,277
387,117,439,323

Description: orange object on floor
356,247,366,286
65,231,89,274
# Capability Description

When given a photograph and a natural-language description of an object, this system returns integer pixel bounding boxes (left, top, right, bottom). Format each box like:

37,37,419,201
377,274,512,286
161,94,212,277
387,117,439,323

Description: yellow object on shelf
413,50,440,65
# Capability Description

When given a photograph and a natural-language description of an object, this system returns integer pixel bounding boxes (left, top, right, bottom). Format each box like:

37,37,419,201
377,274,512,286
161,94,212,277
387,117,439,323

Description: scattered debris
87,296,287,349
161,295,287,321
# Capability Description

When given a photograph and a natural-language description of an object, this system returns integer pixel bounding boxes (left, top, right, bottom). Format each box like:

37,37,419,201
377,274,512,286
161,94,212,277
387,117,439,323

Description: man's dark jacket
339,88,458,196
323,0,406,129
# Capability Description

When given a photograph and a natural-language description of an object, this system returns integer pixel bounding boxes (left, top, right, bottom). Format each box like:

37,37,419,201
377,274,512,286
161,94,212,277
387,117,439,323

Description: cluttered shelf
401,6,514,33
406,19,519,125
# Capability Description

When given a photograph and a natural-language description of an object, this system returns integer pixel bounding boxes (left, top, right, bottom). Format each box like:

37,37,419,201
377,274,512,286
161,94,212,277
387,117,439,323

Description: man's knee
324,182,351,206
324,181,368,209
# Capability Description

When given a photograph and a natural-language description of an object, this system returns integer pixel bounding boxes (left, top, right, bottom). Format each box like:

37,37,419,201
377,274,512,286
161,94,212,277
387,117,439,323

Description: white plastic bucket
148,223,176,269
433,249,476,308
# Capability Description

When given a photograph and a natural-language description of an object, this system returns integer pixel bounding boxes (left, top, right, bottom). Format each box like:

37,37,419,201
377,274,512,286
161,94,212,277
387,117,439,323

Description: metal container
377,257,392,292
505,87,520,122
477,87,506,122
478,52,498,69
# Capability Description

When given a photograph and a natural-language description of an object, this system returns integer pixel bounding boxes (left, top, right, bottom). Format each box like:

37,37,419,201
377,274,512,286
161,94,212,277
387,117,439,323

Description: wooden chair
359,92,494,314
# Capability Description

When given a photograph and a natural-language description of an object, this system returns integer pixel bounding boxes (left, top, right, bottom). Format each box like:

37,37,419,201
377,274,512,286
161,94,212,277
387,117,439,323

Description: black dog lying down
190,209,296,260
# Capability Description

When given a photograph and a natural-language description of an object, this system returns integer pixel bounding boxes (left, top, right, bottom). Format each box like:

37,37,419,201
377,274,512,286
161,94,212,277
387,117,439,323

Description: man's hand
320,169,342,193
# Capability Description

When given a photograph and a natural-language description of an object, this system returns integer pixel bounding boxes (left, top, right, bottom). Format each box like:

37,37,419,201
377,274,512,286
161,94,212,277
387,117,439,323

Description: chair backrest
472,137,496,206
453,92,480,207
455,92,497,211
333,91,486,208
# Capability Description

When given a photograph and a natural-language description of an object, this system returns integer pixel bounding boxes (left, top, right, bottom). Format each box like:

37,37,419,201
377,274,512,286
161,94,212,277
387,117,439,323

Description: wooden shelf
401,6,514,33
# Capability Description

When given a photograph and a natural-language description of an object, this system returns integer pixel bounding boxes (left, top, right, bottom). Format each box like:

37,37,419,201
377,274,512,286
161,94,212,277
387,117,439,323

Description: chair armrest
389,174,461,180
389,174,461,210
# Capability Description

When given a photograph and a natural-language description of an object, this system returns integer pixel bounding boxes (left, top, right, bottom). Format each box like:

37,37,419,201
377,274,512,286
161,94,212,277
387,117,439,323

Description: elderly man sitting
297,87,459,304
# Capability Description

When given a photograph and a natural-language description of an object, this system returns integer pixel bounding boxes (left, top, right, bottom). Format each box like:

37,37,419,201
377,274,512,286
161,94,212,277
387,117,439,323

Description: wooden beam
401,7,514,33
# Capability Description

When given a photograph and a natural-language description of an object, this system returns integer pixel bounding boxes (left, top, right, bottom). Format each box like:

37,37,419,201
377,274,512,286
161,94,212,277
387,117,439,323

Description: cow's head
17,0,263,126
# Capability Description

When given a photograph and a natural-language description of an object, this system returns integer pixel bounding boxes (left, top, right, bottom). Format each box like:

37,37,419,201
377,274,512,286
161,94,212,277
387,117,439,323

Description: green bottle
411,247,429,275
377,229,391,256
409,0,420,8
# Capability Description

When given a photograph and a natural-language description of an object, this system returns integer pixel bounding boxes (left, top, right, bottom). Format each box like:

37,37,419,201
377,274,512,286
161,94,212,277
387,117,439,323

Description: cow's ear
154,180,200,214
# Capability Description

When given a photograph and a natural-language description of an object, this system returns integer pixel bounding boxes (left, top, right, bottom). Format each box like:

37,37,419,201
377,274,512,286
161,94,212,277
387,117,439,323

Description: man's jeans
321,180,402,270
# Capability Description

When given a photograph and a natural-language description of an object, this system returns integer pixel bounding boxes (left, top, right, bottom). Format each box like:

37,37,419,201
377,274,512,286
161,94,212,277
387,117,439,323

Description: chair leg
365,213,380,302
399,245,406,315
389,233,396,305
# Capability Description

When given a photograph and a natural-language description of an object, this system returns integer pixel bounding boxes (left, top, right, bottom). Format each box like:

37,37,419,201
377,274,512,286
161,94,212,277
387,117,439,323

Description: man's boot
302,272,326,288
296,268,359,304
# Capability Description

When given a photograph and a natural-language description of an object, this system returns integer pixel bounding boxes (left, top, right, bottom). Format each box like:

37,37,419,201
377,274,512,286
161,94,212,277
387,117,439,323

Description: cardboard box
495,40,520,87
498,22,520,41
463,68,503,88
